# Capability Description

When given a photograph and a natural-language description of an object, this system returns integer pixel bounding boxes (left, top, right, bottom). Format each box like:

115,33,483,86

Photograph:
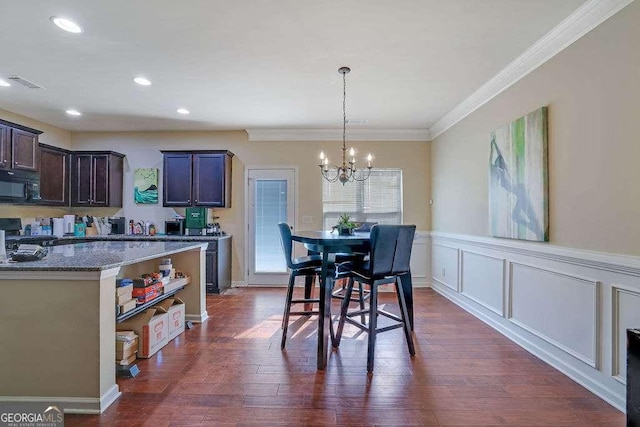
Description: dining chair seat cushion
291,255,323,270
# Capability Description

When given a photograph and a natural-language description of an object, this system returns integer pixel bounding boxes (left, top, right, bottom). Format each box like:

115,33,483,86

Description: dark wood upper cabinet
71,151,124,207
0,124,9,169
162,150,233,208
163,153,193,207
0,119,42,172
39,143,71,206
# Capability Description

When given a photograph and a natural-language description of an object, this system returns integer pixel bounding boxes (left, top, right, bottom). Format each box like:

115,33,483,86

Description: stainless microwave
0,169,41,204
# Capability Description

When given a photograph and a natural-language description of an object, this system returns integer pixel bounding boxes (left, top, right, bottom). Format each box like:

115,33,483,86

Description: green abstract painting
489,107,548,241
134,168,158,204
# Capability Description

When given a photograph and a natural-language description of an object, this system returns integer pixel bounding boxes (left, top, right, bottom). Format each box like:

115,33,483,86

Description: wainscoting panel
431,243,459,291
612,286,640,383
430,231,640,412
410,232,430,287
460,251,505,315
509,262,599,368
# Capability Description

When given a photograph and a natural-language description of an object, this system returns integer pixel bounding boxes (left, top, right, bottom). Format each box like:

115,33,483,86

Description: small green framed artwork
134,168,158,204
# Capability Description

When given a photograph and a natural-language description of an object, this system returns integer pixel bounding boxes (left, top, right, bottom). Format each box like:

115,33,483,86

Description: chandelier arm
352,167,373,182
319,166,341,183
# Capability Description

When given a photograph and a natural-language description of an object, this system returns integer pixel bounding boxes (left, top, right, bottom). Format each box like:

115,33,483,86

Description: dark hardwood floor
66,288,624,426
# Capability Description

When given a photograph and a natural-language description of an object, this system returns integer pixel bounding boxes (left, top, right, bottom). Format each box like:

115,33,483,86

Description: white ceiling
0,0,588,134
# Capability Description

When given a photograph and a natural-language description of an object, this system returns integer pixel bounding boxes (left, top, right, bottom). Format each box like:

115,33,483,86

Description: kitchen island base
0,241,207,414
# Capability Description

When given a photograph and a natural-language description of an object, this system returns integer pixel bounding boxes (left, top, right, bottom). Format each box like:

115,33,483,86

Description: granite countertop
0,240,207,271
57,234,231,242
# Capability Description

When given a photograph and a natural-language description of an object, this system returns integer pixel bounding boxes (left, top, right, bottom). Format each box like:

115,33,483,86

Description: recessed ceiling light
177,108,190,115
0,79,10,87
66,109,82,116
134,77,152,86
51,16,83,34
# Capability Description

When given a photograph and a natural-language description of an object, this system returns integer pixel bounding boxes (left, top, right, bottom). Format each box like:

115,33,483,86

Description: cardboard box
116,309,169,358
119,298,137,314
167,297,185,340
163,276,190,294
152,297,185,340
116,337,138,360
132,283,162,297
116,283,133,297
117,353,137,366
117,292,133,305
116,330,136,342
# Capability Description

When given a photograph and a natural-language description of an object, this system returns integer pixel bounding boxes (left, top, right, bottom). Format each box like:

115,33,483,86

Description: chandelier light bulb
320,151,325,160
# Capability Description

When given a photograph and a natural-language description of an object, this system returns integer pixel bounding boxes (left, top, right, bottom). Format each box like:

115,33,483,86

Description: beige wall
431,1,640,256
72,131,431,282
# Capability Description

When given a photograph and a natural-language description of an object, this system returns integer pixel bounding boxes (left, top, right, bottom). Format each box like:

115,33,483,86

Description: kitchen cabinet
162,150,233,208
39,143,71,206
205,237,232,294
0,119,42,172
71,151,124,207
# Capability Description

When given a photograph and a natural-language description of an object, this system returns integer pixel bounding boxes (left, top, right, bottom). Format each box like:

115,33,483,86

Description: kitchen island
0,240,207,414
57,234,232,293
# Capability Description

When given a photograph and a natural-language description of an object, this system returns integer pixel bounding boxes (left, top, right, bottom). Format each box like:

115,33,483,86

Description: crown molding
429,0,635,139
246,128,431,142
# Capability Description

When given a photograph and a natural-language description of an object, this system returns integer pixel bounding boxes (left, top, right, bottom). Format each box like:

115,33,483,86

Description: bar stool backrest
368,225,416,280
277,222,295,270
392,225,416,275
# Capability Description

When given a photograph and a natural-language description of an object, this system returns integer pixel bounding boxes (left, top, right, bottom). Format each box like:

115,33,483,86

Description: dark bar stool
333,224,416,372
331,222,376,322
277,222,324,349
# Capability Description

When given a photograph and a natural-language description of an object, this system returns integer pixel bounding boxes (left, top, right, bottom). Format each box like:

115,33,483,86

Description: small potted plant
335,213,357,235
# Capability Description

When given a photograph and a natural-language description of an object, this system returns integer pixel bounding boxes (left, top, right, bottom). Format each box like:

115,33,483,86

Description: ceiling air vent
6,76,43,89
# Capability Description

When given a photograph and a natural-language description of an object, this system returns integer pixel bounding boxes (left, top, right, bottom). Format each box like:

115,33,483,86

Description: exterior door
247,168,296,285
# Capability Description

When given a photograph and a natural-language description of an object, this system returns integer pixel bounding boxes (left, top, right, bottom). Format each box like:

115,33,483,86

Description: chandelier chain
343,68,346,159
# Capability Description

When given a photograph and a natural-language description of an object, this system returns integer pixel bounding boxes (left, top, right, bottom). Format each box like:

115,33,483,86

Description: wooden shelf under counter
116,276,191,323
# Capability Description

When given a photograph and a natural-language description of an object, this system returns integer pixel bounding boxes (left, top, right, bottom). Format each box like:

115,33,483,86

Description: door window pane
255,179,288,272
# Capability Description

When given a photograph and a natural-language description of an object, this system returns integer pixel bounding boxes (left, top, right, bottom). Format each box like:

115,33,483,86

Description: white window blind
254,179,288,272
322,169,403,229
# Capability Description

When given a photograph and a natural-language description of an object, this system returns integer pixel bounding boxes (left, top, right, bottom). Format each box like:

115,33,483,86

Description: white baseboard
0,385,121,414
186,312,208,323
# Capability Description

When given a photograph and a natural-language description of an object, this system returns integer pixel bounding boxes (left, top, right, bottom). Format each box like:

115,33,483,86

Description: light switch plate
302,216,313,224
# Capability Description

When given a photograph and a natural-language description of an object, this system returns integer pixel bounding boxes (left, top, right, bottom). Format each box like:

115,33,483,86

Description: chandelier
319,66,373,184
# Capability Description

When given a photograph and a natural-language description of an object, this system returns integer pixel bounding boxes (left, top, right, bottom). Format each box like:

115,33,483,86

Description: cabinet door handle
14,161,18,165
195,199,198,203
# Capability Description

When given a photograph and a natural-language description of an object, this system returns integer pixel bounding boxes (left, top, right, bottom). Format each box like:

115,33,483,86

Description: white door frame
244,166,298,286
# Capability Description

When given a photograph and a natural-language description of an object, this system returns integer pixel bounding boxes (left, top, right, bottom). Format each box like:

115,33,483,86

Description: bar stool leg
367,282,378,373
333,277,355,347
281,273,296,349
358,282,366,324
395,277,415,355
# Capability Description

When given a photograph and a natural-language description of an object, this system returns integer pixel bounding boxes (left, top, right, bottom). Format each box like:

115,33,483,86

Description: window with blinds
322,169,403,230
